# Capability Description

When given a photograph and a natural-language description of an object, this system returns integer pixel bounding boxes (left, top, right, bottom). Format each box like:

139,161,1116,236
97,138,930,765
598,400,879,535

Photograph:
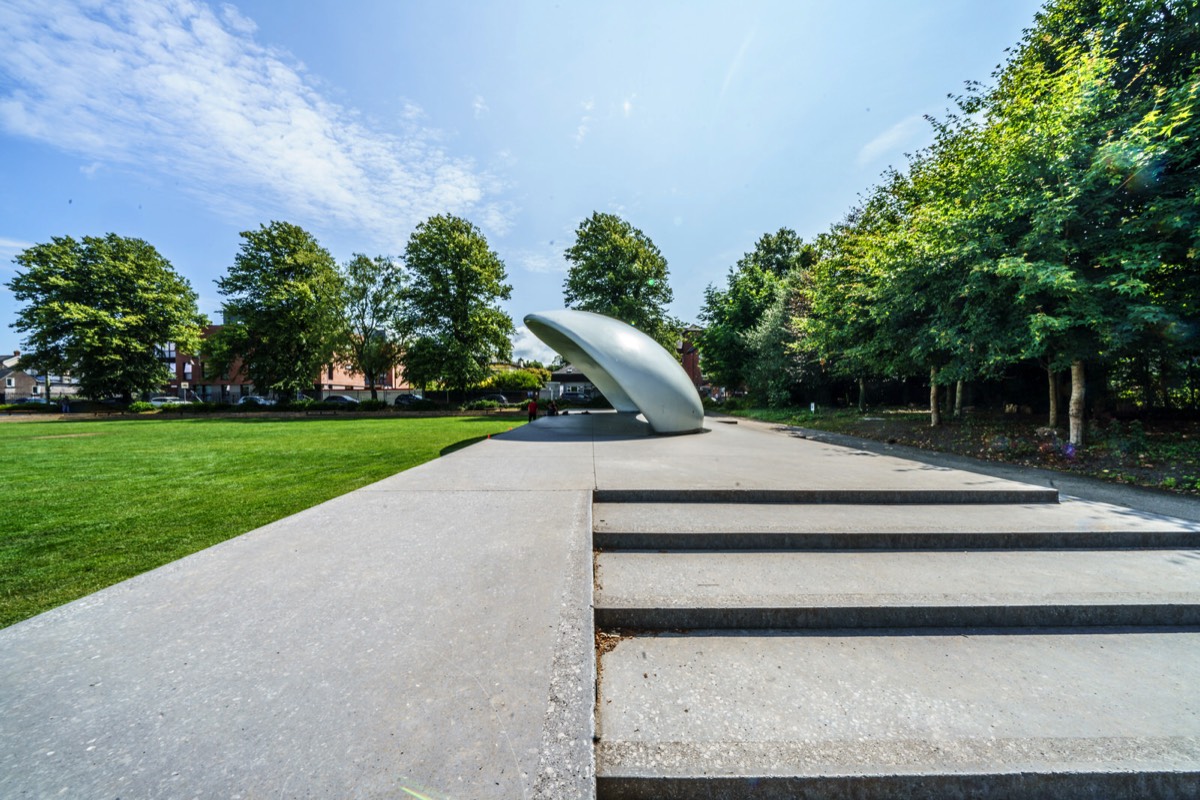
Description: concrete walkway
2,412,1198,799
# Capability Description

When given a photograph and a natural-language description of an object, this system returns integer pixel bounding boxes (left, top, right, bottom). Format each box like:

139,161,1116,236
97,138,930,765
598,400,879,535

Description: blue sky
0,0,1043,362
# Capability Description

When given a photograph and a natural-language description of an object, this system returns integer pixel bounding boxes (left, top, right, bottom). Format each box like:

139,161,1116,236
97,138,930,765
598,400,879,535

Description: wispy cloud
720,29,756,99
510,324,558,363
511,246,568,275
857,114,930,168
574,98,594,146
0,236,33,275
622,95,635,118
473,94,489,119
0,0,505,248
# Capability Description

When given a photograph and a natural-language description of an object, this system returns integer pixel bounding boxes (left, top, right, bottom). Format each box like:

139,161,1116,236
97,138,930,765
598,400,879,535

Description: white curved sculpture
524,310,705,435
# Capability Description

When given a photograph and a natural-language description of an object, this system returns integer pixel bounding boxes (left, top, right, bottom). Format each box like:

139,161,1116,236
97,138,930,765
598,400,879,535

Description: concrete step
595,629,1200,799
594,500,1200,550
593,487,1059,505
595,549,1200,629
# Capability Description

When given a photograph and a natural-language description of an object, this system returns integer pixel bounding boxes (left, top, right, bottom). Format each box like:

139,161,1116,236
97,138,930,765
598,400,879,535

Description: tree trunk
1069,360,1085,447
369,376,378,401
929,367,940,427
858,377,866,412
954,380,963,417
1047,367,1059,428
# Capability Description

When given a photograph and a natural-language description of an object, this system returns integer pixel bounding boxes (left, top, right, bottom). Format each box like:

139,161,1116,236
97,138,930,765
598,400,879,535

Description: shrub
407,398,440,412
128,401,155,412
359,399,388,411
190,402,234,413
724,398,741,411
481,367,548,392
462,399,500,411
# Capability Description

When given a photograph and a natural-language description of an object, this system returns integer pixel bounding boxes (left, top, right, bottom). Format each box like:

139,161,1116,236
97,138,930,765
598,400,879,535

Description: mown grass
0,414,523,628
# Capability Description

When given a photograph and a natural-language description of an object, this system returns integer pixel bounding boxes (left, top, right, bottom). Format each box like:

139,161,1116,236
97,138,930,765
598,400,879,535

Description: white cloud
0,237,33,253
574,98,593,146
512,246,568,275
0,237,33,275
622,97,634,117
79,161,103,177
473,94,488,118
510,325,558,364
0,0,495,249
857,114,930,168
720,29,755,99
478,202,516,238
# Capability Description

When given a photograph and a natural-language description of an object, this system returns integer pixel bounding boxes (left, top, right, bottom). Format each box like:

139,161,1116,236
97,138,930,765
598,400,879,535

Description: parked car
480,393,509,405
148,396,190,407
322,394,360,406
10,396,50,404
237,395,276,406
393,394,423,407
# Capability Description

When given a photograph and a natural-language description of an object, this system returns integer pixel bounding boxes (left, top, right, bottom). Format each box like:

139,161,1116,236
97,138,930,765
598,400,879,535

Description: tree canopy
563,212,678,350
760,0,1200,443
210,221,344,397
398,214,514,397
339,253,406,400
6,234,205,401
698,228,813,390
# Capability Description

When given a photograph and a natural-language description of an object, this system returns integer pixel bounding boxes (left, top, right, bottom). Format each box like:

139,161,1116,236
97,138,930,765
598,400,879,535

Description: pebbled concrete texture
4,410,1198,798
597,630,1200,775
0,444,598,799
596,549,1200,608
594,499,1200,535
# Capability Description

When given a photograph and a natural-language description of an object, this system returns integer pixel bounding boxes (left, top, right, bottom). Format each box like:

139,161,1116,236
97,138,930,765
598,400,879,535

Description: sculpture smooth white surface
524,310,705,435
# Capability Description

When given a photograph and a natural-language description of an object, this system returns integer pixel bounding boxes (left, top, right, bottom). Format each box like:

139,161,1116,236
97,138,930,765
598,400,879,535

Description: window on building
183,363,193,380
4,377,12,388
156,342,177,361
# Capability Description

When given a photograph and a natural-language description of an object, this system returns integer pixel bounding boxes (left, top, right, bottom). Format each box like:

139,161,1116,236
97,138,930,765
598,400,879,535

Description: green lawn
0,414,523,628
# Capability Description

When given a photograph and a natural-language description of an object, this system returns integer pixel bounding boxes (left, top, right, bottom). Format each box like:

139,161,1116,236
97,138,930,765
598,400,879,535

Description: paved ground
3,411,1199,799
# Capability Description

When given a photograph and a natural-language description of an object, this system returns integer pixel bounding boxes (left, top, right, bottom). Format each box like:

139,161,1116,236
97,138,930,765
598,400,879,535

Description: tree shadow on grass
440,435,491,456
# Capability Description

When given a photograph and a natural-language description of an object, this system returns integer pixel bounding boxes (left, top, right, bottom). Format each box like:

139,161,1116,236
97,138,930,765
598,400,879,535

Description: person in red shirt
527,396,538,422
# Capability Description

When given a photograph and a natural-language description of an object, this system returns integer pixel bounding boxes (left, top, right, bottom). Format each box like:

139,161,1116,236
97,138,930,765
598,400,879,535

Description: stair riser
594,489,1058,504
597,771,1200,800
595,531,1200,550
596,604,1200,630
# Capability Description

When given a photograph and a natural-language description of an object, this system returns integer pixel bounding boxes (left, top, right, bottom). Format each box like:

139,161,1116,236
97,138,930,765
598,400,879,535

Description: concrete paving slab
2,410,1146,799
594,499,1200,534
595,549,1200,628
597,630,1200,777
0,481,595,799
593,500,1200,549
590,419,1061,498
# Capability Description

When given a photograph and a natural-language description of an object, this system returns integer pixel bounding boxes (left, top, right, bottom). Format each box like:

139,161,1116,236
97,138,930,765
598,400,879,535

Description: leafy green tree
742,274,815,408
398,214,514,398
699,228,814,391
563,212,678,349
7,234,205,401
210,221,344,398
339,254,406,400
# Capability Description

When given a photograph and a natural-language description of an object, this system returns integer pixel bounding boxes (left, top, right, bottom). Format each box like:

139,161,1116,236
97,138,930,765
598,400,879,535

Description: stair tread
594,499,1200,535
596,630,1200,777
595,550,1200,609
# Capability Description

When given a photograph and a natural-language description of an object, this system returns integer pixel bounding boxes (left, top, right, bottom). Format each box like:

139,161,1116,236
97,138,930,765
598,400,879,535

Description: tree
699,228,813,390
6,234,205,401
339,254,406,400
563,212,678,350
398,214,514,398
210,221,344,398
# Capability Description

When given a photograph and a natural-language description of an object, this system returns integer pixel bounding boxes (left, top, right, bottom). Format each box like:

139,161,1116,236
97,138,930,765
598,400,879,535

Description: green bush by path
0,415,523,628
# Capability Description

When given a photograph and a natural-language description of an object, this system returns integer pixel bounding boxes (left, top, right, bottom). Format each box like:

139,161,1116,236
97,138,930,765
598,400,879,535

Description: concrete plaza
2,412,1198,798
